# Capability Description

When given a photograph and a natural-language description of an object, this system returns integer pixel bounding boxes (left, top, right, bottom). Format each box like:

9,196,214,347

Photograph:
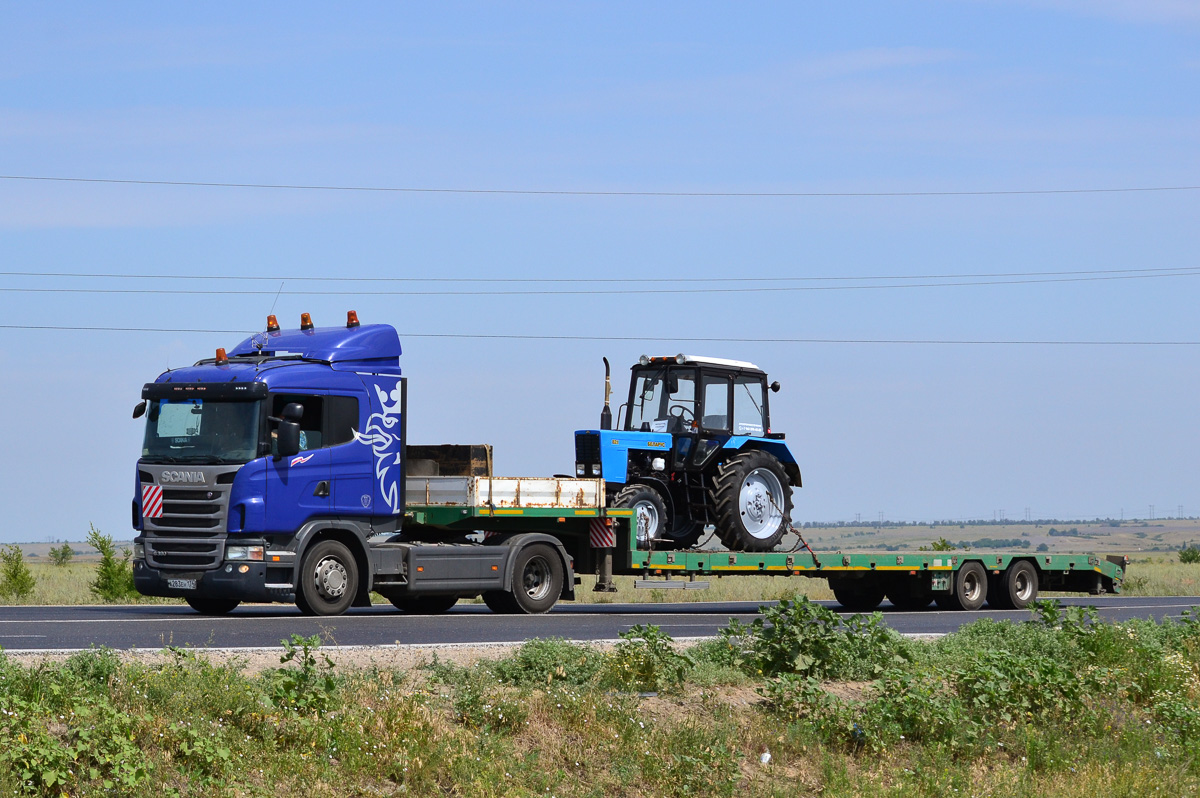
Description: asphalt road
0,596,1196,652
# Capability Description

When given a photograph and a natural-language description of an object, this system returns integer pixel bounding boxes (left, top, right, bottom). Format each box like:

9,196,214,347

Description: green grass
3,602,1200,796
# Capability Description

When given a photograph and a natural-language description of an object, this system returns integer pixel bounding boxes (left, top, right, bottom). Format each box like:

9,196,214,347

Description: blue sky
1,2,1197,542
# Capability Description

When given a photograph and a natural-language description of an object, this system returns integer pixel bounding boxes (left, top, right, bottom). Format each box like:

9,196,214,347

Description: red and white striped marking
141,485,163,519
589,519,615,549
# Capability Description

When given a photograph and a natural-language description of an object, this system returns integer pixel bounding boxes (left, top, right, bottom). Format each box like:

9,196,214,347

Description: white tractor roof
641,354,762,370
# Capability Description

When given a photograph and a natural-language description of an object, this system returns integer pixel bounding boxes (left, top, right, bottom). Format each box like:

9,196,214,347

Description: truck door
327,392,376,517
353,376,406,517
264,393,331,532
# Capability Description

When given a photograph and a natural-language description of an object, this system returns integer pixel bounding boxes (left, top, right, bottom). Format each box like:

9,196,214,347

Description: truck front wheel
296,539,359,616
509,543,563,614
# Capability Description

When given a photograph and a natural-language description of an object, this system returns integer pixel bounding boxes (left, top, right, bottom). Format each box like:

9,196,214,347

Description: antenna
253,281,286,352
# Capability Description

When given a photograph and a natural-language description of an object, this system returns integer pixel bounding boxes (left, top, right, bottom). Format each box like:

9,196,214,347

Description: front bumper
133,558,294,604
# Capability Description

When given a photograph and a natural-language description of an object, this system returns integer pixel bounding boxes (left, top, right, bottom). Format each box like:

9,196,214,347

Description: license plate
167,578,197,591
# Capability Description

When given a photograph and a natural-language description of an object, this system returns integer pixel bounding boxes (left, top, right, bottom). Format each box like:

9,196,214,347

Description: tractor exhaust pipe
600,357,613,430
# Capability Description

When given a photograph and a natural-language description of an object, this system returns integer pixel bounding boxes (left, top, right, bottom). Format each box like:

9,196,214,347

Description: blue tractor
575,354,801,551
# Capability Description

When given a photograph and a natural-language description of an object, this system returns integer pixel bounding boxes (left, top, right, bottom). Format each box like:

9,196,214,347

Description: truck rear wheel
387,594,459,614
509,543,563,614
947,562,988,611
185,598,240,616
296,539,358,616
829,577,885,612
712,450,793,551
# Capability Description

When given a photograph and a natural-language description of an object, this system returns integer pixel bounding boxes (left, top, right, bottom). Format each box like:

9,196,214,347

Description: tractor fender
722,438,802,487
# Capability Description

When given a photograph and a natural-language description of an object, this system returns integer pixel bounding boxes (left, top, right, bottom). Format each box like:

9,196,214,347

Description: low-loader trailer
130,313,1126,616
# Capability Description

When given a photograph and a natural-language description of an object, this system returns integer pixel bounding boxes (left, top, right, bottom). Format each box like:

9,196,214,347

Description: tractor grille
141,466,238,570
575,432,602,477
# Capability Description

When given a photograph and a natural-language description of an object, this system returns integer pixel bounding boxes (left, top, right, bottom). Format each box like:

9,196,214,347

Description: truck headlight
133,543,145,560
226,545,264,562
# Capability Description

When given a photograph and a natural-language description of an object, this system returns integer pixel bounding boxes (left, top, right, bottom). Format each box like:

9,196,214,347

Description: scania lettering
131,313,1128,616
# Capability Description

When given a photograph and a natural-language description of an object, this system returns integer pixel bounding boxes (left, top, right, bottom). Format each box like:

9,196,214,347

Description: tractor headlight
576,463,586,476
651,457,666,472
590,463,603,476
226,545,264,562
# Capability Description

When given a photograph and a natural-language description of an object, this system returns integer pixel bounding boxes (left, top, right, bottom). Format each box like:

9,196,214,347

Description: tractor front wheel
712,450,793,551
613,483,701,549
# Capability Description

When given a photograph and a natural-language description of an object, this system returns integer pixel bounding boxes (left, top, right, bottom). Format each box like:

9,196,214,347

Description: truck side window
325,396,360,447
271,395,324,451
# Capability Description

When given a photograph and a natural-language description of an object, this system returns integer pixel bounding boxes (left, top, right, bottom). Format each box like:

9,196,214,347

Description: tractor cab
576,354,799,552
625,354,777,438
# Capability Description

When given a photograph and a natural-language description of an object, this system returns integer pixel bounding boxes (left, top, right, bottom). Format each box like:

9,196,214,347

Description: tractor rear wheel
712,450,793,551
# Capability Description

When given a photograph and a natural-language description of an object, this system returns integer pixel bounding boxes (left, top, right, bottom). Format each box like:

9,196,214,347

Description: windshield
626,367,696,432
142,399,262,464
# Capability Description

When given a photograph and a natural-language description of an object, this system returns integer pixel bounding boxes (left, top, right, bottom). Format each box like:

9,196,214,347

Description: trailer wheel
829,577,885,612
992,560,1038,610
885,580,932,611
712,450,793,551
948,562,988,611
509,543,563,614
296,539,358,616
387,594,459,614
185,598,240,616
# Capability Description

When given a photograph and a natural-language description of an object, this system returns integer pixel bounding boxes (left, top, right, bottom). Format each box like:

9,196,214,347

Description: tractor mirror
770,381,781,393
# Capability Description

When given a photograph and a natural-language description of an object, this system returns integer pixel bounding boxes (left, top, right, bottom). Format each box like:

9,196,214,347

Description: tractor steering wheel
667,404,694,426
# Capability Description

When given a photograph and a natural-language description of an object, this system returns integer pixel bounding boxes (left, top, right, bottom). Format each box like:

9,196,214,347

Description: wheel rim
634,500,661,545
1014,569,1034,602
312,555,349,601
522,555,553,602
962,569,982,603
738,467,785,539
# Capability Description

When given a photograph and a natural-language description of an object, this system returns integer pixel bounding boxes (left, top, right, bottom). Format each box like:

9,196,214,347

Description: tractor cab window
733,376,767,436
701,375,730,432
626,367,697,433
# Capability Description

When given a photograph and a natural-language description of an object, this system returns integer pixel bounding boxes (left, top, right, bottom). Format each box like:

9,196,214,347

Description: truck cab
133,314,408,615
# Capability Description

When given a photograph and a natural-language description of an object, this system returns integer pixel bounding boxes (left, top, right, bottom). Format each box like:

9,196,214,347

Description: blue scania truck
131,313,1125,616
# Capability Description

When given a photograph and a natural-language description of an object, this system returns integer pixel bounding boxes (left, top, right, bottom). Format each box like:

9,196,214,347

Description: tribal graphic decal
353,380,403,514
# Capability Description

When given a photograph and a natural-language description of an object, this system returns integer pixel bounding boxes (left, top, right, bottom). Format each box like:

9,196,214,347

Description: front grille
575,432,601,464
141,465,239,569
145,538,224,569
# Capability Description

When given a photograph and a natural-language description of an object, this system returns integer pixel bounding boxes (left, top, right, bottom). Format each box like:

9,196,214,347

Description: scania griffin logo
160,470,206,484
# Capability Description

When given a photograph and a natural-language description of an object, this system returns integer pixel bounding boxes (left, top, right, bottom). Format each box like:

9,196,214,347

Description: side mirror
276,421,302,458
132,401,147,419
282,402,305,422
770,381,781,393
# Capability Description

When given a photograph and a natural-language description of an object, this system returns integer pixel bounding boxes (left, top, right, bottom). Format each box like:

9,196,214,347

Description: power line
1,265,1197,284
0,324,1197,345
1,270,1198,296
3,173,1200,198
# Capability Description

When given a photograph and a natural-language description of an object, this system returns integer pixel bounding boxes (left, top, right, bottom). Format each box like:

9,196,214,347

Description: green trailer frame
404,500,1127,610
